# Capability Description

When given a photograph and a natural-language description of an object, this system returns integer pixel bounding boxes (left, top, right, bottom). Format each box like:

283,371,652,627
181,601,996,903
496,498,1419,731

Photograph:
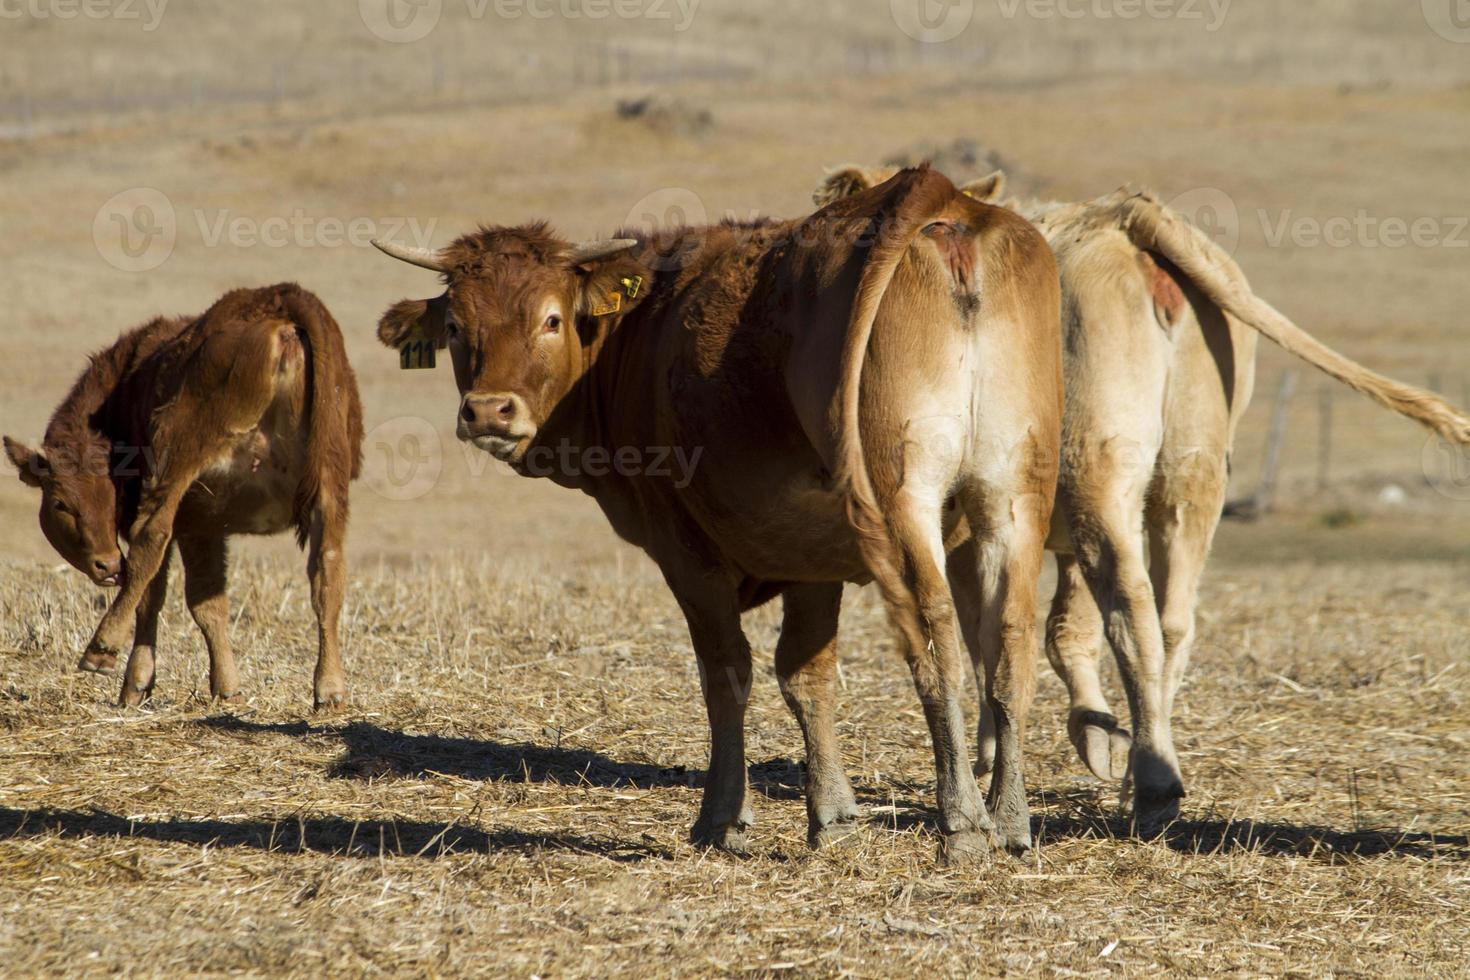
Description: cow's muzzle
88,552,124,587
457,392,535,461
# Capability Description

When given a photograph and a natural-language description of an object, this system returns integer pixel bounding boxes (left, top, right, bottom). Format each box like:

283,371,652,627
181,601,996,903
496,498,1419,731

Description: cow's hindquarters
846,202,1063,857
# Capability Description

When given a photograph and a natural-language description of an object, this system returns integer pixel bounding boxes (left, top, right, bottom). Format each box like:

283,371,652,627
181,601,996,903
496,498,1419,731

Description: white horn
371,238,446,272
568,238,638,265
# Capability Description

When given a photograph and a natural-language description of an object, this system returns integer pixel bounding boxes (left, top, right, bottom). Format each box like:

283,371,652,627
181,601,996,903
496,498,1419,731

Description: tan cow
5,283,364,710
817,165,1470,829
373,167,1063,860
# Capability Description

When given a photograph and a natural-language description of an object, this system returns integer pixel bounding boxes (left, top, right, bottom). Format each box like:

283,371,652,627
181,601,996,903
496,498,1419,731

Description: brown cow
5,283,364,710
817,165,1470,830
372,167,1063,861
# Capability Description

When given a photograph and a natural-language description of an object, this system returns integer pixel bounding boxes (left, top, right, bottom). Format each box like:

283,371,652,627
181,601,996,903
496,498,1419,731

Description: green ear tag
399,327,443,370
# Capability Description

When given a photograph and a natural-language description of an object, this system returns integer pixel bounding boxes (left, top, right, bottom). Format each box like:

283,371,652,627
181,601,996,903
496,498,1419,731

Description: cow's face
4,436,123,586
375,228,643,466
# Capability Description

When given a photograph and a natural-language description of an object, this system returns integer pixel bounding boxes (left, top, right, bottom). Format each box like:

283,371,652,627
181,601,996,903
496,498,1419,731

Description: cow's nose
460,393,519,435
92,553,123,585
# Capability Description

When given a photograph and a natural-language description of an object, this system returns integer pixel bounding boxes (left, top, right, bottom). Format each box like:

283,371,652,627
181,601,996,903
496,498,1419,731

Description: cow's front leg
776,583,860,848
673,580,754,855
119,545,173,707
83,488,185,669
179,535,240,701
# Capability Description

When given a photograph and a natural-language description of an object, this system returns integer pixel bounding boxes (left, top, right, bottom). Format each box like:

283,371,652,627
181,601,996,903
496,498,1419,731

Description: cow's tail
279,284,362,546
833,167,956,644
1110,189,1470,445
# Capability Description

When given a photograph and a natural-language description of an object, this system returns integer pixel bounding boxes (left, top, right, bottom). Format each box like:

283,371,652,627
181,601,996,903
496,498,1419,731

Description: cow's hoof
1131,786,1184,838
312,691,346,713
938,829,991,866
809,818,863,850
118,684,152,709
690,819,751,856
78,649,118,674
214,690,242,704
1071,712,1132,781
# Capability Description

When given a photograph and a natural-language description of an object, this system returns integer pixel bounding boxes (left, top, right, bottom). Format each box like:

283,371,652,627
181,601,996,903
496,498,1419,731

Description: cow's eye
52,499,68,514
544,314,562,334
444,321,460,338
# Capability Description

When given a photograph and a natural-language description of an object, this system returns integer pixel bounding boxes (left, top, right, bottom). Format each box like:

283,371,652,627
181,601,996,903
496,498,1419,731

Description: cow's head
373,226,645,466
4,435,123,586
815,164,1006,207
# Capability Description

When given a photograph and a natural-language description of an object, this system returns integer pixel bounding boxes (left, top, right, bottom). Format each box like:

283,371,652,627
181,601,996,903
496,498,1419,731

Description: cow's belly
681,454,872,583
183,414,307,537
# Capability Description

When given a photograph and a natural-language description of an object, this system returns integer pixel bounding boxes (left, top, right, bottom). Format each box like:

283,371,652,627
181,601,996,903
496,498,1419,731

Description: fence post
1317,383,1333,494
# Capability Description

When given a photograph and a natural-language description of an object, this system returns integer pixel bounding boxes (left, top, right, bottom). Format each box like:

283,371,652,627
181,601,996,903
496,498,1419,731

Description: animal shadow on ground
163,717,1466,864
0,805,670,861
1032,792,1469,863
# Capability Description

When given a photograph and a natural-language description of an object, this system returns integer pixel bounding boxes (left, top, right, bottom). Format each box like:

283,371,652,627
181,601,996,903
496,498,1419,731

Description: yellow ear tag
589,292,622,318
398,325,445,370
588,276,644,317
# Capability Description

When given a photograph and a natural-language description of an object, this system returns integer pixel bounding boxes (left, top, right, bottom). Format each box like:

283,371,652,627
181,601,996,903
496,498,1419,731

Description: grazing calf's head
373,225,644,466
4,435,123,585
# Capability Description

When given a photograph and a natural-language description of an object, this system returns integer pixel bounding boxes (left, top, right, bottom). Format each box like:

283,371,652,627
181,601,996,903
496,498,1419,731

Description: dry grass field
3,1,1470,976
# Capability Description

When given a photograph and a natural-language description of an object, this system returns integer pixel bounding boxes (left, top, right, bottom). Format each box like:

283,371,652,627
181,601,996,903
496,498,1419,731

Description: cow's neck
528,307,645,494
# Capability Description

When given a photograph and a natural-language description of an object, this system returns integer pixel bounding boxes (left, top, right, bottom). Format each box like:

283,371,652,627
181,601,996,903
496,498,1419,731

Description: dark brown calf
5,283,363,709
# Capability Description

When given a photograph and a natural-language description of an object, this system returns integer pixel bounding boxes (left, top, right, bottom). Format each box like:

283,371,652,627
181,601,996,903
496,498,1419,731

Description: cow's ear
575,253,648,328
960,170,1006,203
4,436,48,489
813,164,883,206
377,294,448,348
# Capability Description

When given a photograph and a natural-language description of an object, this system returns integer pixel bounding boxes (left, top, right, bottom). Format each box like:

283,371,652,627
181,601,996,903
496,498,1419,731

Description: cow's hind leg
306,495,349,711
178,535,241,701
1069,469,1183,833
1146,451,1228,763
1048,553,1131,780
119,544,173,707
879,493,993,864
955,486,1047,855
775,582,860,847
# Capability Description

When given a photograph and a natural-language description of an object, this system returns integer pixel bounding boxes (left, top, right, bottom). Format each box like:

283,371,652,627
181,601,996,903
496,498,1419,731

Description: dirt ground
1,2,1468,976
